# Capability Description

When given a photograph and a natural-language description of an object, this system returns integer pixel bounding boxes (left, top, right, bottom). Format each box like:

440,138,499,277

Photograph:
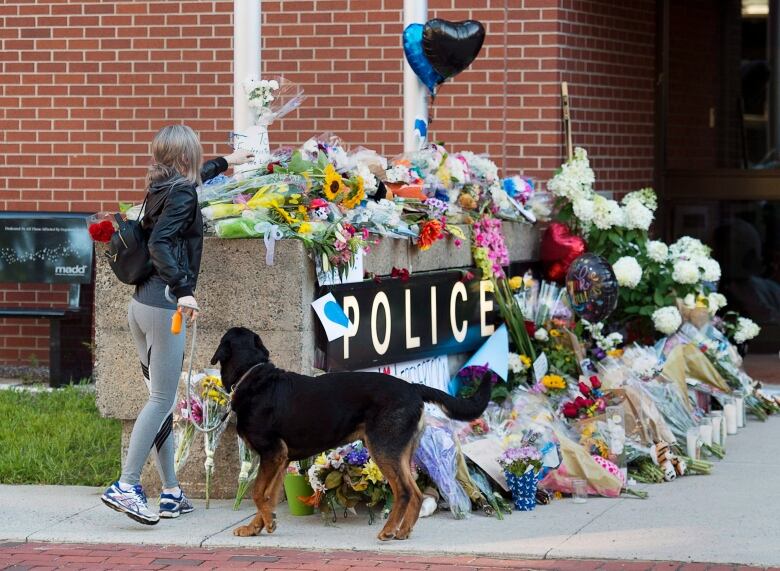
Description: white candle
699,424,713,447
710,416,722,446
735,396,745,428
724,403,738,434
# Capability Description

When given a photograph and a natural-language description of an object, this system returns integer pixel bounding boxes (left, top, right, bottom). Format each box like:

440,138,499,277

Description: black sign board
318,269,500,371
0,214,93,284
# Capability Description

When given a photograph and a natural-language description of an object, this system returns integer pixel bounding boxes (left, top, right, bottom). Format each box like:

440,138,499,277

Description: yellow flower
481,280,494,293
542,374,566,390
523,275,535,288
323,163,345,201
550,329,562,338
315,453,327,466
273,205,294,225
508,276,522,290
607,348,624,358
519,355,532,369
298,222,312,234
341,176,365,209
361,459,384,484
695,295,707,309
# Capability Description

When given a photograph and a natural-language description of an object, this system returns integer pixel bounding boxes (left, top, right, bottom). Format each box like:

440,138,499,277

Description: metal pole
403,0,428,152
234,0,261,134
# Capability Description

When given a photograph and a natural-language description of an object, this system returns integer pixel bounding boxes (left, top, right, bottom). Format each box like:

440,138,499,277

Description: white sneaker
101,481,160,525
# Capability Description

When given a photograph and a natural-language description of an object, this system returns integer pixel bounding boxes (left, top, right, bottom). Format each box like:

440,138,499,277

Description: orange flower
418,219,444,251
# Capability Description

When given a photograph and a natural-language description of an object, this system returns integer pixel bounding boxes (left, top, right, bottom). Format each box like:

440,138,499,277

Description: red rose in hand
578,381,592,396
562,403,579,418
88,220,114,243
589,376,602,389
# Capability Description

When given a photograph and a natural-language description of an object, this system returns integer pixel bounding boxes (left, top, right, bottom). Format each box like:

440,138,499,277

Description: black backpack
105,196,153,285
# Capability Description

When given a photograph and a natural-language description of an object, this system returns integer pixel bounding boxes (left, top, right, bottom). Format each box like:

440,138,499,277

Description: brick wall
558,0,656,195
0,0,657,368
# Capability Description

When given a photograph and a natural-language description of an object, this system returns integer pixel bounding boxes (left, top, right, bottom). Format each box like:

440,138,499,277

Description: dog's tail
412,373,492,421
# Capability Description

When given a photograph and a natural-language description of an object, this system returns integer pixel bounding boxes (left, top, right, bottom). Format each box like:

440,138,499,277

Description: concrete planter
94,223,539,498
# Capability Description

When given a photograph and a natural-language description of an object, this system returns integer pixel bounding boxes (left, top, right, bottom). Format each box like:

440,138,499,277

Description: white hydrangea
669,236,710,261
572,198,595,224
672,260,700,285
623,199,654,231
699,258,721,282
547,147,595,202
652,306,682,336
707,292,727,315
646,240,669,263
683,293,697,308
447,155,466,184
592,195,613,230
622,187,658,212
606,199,625,228
734,317,760,344
385,164,412,184
613,256,643,288
356,163,378,194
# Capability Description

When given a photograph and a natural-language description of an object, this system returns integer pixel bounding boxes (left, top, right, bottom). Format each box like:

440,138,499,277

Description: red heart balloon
540,222,586,283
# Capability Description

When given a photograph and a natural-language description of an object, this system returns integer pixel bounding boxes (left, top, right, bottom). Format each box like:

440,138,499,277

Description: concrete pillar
234,0,261,135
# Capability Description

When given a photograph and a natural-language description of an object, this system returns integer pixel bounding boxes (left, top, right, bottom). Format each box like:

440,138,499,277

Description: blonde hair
146,124,203,188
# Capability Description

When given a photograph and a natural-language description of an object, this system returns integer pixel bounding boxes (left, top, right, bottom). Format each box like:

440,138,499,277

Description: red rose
88,220,114,243
589,376,602,389
391,267,410,282
524,321,536,336
267,161,281,173
460,270,475,283
578,381,591,396
562,403,579,418
574,396,588,408
583,398,594,408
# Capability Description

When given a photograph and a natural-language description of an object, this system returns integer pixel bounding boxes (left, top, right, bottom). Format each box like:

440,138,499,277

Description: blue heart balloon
323,300,350,329
403,23,444,96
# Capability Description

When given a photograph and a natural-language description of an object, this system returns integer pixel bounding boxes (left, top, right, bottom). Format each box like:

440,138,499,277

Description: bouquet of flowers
498,435,543,511
173,394,203,474
561,376,607,419
199,374,230,508
233,436,260,510
305,441,391,522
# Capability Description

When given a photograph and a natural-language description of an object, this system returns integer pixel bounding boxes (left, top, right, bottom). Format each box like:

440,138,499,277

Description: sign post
403,0,428,152
233,0,261,137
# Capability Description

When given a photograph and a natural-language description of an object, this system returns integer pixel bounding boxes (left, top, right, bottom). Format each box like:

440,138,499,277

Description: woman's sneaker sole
101,495,159,525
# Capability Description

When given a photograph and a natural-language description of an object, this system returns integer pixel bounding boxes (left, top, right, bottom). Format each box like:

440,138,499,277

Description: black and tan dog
211,326,491,541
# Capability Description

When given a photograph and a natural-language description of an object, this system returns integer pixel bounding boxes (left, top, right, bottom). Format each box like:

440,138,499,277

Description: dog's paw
233,524,260,537
393,530,411,541
377,531,396,541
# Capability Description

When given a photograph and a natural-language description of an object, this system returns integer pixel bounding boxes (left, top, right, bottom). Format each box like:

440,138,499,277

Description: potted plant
498,445,543,511
284,458,315,516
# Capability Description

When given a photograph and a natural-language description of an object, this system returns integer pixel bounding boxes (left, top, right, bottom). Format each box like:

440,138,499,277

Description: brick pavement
0,542,778,571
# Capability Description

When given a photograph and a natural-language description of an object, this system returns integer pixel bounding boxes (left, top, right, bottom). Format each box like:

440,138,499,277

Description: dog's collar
229,360,268,402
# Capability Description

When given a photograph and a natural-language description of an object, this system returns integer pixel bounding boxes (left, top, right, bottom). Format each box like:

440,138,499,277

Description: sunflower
323,163,345,201
341,176,365,209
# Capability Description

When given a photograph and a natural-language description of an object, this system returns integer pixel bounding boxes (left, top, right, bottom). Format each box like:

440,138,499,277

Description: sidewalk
1,418,778,568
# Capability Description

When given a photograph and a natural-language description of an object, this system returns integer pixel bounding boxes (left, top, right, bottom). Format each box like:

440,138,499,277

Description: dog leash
167,287,229,434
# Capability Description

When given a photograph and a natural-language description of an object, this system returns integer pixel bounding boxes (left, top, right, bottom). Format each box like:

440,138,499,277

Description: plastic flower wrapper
233,436,260,510
243,76,306,126
199,374,230,508
345,199,415,238
198,171,307,207
641,377,696,443
413,424,472,519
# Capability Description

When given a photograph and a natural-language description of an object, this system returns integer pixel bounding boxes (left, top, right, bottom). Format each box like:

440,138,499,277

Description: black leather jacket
141,157,228,299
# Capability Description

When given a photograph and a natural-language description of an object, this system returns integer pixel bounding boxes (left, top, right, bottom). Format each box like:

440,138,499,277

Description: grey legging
120,298,186,488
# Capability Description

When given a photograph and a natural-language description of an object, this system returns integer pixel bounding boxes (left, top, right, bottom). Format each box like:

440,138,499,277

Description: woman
101,125,253,524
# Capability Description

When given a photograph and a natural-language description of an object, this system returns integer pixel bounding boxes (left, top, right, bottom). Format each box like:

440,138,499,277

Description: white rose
734,317,760,344
573,198,595,223
623,200,654,231
699,258,721,282
613,256,643,289
652,306,682,336
672,260,700,285
534,328,549,342
646,240,668,263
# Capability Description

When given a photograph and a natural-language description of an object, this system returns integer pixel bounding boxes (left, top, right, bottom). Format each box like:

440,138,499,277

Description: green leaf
625,306,641,314
324,470,343,490
287,150,316,174
653,290,666,307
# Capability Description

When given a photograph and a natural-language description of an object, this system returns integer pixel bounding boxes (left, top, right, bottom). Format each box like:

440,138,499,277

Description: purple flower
345,445,369,466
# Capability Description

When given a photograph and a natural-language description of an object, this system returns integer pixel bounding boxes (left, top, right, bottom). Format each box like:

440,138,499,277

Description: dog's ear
210,338,231,366
253,332,270,360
